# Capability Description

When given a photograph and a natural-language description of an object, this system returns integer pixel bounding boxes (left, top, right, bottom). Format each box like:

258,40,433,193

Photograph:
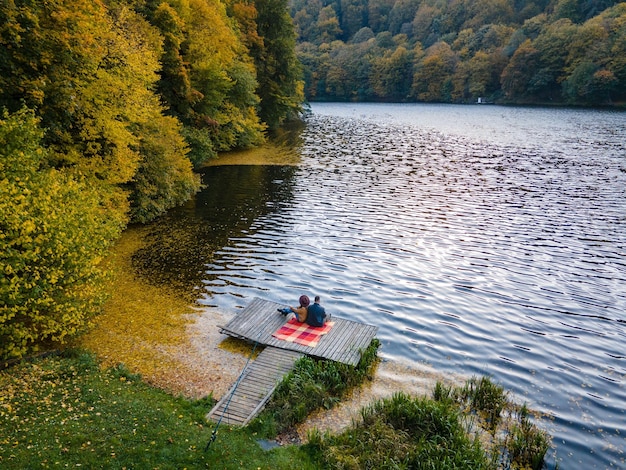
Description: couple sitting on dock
278,295,329,327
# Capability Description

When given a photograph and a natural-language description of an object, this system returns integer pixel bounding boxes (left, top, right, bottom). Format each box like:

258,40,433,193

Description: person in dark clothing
306,295,328,327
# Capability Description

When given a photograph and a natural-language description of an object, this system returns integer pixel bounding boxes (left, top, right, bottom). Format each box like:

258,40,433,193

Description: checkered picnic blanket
272,318,334,347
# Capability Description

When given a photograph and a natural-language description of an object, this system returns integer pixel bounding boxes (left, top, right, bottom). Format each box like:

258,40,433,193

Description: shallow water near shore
132,103,626,468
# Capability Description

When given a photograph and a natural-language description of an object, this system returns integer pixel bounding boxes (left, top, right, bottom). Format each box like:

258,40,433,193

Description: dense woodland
291,0,626,104
0,0,303,360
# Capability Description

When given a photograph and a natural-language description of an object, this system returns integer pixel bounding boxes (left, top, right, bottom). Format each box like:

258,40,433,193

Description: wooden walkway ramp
207,346,303,426
207,297,379,426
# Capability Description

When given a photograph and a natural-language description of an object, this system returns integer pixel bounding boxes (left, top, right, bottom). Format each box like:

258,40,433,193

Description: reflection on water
132,165,298,300
133,103,626,468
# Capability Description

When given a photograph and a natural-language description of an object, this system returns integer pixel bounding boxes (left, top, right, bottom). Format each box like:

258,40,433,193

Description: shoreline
81,147,466,436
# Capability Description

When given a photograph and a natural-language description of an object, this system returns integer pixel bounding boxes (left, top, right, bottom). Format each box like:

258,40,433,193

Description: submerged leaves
78,227,199,396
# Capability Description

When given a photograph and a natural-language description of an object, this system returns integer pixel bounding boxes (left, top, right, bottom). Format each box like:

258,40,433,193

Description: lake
134,103,626,468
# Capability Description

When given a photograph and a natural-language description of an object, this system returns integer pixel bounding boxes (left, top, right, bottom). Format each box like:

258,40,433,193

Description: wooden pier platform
218,297,379,366
207,298,379,426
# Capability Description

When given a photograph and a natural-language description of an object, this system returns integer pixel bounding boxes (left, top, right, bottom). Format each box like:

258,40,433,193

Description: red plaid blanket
272,318,334,347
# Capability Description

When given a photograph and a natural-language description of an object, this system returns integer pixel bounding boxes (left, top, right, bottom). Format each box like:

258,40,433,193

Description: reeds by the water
309,376,551,469
255,345,550,470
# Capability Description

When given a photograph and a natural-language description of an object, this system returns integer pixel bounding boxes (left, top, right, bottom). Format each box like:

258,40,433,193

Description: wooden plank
344,324,376,359
219,298,378,366
355,325,378,351
321,320,355,362
211,408,248,421
220,300,285,344
324,320,353,356
243,383,280,426
332,323,366,363
239,374,277,385
207,346,303,426
343,329,370,364
212,403,250,416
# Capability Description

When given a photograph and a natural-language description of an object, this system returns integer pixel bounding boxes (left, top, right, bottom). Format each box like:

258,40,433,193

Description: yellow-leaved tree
0,109,122,360
145,0,265,166
0,1,202,358
0,0,200,224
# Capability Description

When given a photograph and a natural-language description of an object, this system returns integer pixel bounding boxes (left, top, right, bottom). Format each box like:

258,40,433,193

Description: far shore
203,143,302,167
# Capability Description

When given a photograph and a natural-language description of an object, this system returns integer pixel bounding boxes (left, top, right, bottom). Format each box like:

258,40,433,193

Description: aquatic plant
306,376,551,470
459,375,509,434
504,404,551,470
308,391,488,469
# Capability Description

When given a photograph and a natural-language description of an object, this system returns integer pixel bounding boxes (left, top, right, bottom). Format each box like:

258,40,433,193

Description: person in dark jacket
306,295,328,327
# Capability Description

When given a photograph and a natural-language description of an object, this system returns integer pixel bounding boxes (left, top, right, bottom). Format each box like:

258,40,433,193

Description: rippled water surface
136,103,626,468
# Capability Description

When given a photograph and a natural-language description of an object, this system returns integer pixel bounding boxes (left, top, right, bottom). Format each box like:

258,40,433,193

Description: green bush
313,392,488,469
0,109,123,360
306,376,551,470
252,339,380,435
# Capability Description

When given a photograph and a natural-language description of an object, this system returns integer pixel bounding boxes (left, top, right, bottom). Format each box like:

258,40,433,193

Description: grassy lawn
1,344,549,469
0,351,318,469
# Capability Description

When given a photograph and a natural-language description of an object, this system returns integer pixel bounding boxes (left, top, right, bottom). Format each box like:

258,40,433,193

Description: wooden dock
207,346,303,426
207,298,378,426
218,297,379,366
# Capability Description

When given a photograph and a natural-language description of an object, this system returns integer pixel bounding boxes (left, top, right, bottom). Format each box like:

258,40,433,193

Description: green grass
1,346,550,470
459,375,509,433
307,392,489,469
505,404,552,470
0,350,317,469
250,339,380,437
302,376,551,470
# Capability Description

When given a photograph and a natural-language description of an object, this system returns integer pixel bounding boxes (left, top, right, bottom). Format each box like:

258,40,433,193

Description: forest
290,0,626,105
0,0,303,360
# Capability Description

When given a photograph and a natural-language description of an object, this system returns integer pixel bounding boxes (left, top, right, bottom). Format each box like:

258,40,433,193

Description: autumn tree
0,0,200,222
316,5,344,44
371,45,414,100
109,4,200,220
605,4,626,101
151,2,195,121
388,0,420,35
500,39,540,99
137,0,265,165
412,3,441,46
0,109,121,360
368,0,395,33
562,62,618,104
291,0,324,42
340,0,368,39
296,42,326,99
325,49,356,99
463,0,515,30
412,41,458,101
251,0,305,129
530,18,578,100
560,3,626,104
0,0,142,191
